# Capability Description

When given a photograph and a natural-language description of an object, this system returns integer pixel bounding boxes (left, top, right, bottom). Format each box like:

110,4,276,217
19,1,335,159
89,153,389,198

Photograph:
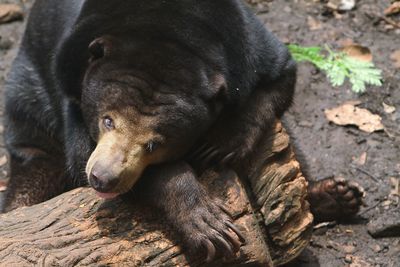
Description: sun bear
1,0,363,262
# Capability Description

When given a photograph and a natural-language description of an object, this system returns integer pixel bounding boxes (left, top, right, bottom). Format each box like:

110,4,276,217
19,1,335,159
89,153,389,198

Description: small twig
354,166,379,183
380,16,400,28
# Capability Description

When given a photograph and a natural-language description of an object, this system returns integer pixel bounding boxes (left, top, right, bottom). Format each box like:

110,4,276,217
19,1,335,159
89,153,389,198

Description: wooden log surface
243,122,313,266
0,122,313,266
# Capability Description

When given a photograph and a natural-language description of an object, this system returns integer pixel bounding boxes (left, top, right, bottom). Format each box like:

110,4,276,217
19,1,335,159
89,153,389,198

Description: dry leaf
385,2,400,16
339,0,356,11
325,104,384,133
390,50,400,68
0,180,7,192
390,177,399,195
0,4,23,24
390,177,400,204
0,155,7,167
383,102,396,114
307,16,322,30
353,152,367,166
327,0,356,11
341,44,373,62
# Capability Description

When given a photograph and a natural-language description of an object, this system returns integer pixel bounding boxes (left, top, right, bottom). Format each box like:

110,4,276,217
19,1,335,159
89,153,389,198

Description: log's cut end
0,121,312,266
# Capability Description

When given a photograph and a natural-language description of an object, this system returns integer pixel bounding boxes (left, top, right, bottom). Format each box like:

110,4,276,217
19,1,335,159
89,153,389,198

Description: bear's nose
89,169,119,193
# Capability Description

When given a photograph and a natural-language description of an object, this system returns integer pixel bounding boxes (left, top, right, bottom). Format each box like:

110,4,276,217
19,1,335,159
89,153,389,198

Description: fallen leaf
0,4,23,24
327,0,356,11
307,16,322,30
0,155,7,167
383,102,396,114
390,177,399,196
0,180,7,192
325,104,384,133
353,152,367,166
338,0,356,11
385,2,400,16
382,200,392,207
390,50,400,68
341,44,373,62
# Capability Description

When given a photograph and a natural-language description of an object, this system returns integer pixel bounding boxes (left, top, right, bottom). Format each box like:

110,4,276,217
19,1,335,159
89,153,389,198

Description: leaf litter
325,103,384,133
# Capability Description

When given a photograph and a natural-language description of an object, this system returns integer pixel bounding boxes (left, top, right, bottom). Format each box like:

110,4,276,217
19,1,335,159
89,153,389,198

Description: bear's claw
189,142,239,167
203,239,216,262
179,199,245,262
226,221,246,242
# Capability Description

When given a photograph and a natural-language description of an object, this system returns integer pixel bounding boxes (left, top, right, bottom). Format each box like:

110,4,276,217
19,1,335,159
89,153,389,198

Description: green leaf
287,44,384,93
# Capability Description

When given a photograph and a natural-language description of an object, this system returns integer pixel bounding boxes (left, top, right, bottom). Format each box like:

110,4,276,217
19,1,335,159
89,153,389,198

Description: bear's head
80,36,227,198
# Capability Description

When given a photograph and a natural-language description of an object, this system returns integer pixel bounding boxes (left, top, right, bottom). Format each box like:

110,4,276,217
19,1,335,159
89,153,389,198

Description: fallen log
0,122,313,266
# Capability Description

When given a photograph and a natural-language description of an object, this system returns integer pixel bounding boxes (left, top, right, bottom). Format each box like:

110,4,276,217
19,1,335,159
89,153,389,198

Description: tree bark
0,122,313,266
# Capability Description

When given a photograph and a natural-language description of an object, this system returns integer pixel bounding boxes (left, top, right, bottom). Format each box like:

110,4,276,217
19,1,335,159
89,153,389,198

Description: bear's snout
85,132,150,196
89,166,119,193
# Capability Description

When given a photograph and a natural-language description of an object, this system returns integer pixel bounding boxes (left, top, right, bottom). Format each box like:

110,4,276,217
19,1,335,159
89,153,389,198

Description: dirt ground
0,0,399,266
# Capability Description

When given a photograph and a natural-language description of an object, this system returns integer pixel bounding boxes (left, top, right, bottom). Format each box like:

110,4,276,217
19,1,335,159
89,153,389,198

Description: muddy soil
256,1,400,266
0,0,399,266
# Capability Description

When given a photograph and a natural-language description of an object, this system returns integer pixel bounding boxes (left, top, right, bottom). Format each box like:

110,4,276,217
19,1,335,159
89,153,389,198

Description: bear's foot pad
308,177,365,223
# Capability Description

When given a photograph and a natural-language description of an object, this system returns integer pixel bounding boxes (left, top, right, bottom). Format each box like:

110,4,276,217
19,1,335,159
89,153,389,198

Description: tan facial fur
86,109,166,194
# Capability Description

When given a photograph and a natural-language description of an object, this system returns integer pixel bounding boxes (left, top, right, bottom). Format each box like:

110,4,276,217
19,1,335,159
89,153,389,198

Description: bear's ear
88,36,116,61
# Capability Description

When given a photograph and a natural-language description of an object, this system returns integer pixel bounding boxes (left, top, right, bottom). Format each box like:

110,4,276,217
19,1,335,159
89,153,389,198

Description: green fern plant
287,44,383,93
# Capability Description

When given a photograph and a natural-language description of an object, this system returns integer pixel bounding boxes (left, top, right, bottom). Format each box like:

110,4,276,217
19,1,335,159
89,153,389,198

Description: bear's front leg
138,162,245,262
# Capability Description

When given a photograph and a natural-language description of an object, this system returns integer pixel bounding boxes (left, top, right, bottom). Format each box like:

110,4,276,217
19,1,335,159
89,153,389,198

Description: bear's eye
103,116,115,130
145,141,160,153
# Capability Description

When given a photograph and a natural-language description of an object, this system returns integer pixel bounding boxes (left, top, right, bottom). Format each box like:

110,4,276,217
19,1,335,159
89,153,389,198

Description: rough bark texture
240,122,314,266
0,122,313,266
